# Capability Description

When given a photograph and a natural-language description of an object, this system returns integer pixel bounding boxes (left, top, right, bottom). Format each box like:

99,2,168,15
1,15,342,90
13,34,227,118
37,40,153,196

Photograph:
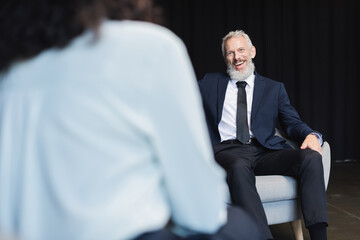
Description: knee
229,161,253,176
227,161,255,184
300,149,324,174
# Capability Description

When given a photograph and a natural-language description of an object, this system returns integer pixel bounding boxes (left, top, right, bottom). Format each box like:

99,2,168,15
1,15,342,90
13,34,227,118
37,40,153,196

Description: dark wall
156,0,359,161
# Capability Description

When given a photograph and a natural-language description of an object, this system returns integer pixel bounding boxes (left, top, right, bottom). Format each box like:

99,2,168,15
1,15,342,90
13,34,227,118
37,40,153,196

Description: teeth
235,61,244,65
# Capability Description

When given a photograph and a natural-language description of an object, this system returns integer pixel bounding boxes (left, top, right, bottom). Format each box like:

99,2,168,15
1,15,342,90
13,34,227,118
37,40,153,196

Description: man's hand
300,134,322,154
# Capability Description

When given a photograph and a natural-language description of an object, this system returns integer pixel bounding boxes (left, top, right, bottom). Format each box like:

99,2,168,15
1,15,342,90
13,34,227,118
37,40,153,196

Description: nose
234,51,241,60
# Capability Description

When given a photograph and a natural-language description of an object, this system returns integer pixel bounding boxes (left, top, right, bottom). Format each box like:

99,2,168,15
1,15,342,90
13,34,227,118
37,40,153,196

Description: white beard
226,59,255,81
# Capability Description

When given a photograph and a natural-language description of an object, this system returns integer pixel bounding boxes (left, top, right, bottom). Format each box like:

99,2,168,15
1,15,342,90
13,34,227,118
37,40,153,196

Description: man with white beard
198,30,328,240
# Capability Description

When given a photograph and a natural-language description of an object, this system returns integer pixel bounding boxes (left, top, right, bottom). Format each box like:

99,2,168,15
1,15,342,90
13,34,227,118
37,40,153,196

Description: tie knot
236,81,247,88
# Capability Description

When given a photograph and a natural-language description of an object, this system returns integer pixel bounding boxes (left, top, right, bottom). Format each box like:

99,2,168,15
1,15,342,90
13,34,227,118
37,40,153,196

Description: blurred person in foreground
0,1,265,240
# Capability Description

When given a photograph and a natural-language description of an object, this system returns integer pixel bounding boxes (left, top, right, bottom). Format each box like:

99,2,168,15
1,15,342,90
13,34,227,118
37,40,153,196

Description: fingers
302,143,322,154
300,143,307,150
301,136,322,154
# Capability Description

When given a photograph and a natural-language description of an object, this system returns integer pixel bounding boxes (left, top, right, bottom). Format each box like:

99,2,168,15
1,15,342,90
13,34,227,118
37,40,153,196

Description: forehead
225,36,248,50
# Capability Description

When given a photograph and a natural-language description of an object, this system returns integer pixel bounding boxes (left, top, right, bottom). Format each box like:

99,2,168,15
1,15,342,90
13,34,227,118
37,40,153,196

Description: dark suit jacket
198,72,316,149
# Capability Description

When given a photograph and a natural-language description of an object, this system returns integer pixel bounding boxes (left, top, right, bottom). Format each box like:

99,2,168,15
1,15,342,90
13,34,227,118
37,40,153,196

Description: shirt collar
230,73,255,88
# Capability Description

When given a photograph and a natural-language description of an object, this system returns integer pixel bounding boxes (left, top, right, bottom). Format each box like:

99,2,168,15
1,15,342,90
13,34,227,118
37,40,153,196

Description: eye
227,51,234,56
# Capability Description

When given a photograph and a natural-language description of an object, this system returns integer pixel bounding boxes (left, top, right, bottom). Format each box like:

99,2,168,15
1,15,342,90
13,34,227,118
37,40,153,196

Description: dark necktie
236,81,250,144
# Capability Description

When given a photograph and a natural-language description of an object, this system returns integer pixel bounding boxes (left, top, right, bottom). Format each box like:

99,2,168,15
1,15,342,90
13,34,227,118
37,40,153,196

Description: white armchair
255,131,331,240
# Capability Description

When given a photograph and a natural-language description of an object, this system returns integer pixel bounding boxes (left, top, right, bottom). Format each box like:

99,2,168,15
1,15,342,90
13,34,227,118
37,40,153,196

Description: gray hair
221,30,253,58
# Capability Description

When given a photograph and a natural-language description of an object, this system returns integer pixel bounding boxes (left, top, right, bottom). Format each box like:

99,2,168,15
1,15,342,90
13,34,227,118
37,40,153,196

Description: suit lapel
217,75,229,123
251,73,265,120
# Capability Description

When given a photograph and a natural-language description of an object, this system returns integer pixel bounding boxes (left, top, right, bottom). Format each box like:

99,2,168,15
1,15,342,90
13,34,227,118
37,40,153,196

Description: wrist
310,132,323,146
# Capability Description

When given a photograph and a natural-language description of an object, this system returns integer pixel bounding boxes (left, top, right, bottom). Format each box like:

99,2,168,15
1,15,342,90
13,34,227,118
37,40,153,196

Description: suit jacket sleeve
277,83,316,143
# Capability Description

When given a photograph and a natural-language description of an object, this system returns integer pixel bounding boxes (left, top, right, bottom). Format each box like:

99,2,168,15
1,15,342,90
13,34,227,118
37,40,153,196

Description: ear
251,46,256,59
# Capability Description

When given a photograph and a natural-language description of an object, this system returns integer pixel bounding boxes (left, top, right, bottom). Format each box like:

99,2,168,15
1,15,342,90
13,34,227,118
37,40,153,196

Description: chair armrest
322,141,331,190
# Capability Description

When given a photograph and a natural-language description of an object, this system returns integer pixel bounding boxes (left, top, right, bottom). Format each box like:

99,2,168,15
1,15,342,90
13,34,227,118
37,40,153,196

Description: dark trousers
213,139,328,239
133,206,267,240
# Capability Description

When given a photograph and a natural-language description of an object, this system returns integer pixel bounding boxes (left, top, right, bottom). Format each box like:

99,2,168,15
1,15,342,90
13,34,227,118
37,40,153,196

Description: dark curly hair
0,0,163,71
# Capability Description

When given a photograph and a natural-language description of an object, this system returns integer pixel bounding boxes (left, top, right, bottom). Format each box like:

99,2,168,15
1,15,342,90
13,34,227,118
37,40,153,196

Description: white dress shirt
0,20,227,240
219,74,255,142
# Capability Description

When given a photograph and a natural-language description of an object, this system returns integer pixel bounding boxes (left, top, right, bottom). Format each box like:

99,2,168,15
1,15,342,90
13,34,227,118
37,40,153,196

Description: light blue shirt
0,20,227,240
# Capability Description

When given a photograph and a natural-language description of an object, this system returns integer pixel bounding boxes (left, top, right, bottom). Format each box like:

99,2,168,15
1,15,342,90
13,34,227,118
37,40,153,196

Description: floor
269,159,360,240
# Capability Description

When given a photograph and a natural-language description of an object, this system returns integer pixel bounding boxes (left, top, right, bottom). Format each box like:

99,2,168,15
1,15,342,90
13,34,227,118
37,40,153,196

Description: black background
155,0,359,161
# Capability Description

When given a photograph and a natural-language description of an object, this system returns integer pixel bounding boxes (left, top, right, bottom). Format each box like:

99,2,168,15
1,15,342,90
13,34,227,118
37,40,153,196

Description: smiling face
225,36,256,74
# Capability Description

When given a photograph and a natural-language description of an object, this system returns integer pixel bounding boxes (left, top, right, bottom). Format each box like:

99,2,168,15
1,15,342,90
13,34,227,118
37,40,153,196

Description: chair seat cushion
256,175,298,203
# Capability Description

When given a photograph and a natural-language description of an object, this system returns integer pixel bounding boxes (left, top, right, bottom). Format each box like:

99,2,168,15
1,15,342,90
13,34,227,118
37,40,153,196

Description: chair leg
291,219,304,240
